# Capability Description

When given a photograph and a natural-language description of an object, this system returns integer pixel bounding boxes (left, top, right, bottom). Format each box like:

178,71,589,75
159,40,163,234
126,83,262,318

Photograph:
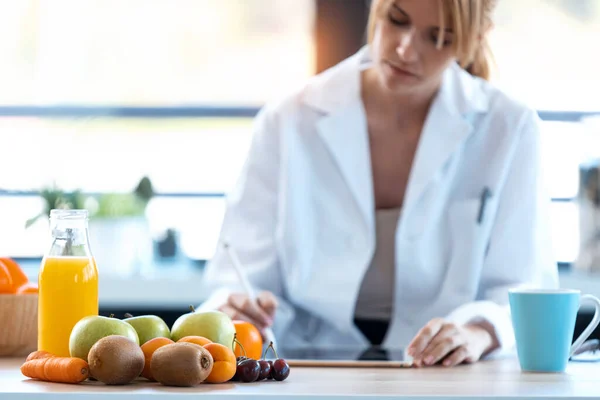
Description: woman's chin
371,67,414,93
380,75,420,95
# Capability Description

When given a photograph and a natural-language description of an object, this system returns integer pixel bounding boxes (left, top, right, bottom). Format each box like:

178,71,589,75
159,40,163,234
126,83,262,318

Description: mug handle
570,294,600,358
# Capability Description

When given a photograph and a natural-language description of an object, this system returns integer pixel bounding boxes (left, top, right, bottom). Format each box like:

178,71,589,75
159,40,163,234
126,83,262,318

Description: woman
198,0,559,367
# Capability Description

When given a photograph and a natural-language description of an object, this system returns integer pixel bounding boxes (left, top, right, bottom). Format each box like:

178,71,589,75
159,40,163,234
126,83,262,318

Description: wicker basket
0,294,38,357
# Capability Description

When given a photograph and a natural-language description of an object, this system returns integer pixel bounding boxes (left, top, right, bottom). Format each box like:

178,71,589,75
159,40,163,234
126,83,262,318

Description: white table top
2,356,600,399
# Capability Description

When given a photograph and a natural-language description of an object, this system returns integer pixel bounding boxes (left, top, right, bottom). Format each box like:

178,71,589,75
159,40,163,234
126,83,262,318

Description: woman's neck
361,68,440,127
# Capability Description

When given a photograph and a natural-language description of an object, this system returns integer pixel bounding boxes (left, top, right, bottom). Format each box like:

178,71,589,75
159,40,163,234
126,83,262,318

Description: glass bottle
38,209,99,357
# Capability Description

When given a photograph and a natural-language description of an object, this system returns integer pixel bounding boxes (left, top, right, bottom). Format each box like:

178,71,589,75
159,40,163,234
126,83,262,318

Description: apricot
140,337,175,381
202,343,237,383
178,336,212,347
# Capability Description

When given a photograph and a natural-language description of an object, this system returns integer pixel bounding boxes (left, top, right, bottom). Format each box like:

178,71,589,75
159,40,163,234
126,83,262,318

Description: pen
477,187,492,225
222,240,278,349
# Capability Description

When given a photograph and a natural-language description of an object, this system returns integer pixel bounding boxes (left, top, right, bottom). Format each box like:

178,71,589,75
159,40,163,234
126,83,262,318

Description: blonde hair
367,0,498,81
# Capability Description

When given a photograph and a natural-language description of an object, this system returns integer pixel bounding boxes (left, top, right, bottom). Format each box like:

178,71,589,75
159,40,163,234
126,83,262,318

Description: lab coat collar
302,45,489,120
303,45,490,238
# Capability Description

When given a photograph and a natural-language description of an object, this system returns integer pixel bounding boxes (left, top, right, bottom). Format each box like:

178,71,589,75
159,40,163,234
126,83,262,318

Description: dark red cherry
271,359,290,381
257,360,271,380
236,358,260,382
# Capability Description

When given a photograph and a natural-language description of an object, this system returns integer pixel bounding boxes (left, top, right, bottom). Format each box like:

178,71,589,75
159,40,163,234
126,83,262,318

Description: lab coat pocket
447,196,498,295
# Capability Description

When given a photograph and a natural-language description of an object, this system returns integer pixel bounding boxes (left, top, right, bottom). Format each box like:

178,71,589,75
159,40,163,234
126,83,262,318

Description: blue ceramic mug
508,288,600,372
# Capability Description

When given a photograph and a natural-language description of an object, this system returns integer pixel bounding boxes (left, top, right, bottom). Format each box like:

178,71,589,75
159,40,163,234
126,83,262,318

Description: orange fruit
233,320,263,360
16,282,38,294
203,343,237,383
177,336,212,347
0,258,28,293
140,337,174,381
0,262,13,294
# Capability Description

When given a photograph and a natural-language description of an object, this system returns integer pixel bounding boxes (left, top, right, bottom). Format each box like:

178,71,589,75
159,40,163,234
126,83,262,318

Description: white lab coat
198,46,559,356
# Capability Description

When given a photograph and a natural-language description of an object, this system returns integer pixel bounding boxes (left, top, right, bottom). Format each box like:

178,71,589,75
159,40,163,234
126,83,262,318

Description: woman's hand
407,318,499,367
217,290,278,333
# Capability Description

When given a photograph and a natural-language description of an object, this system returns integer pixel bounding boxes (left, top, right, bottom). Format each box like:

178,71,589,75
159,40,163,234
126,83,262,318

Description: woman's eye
433,37,452,46
388,14,409,27
431,33,453,46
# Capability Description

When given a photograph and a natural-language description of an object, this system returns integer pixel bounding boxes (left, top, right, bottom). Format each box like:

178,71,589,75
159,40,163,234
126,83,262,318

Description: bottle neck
49,218,92,257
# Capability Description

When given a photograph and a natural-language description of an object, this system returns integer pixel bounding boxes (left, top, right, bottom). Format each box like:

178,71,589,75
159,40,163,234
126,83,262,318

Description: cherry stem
271,342,280,359
189,305,196,312
124,313,134,318
233,333,247,357
261,345,269,360
264,341,279,360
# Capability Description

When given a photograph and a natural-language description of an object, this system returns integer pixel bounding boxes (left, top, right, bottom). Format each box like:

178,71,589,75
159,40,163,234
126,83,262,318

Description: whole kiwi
88,335,145,385
151,342,214,387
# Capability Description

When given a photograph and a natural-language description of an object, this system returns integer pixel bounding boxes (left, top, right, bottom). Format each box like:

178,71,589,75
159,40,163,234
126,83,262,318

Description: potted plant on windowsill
26,177,155,277
25,185,84,229
88,176,154,276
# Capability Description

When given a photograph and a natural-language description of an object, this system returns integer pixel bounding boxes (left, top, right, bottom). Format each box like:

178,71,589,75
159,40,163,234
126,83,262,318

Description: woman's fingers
408,318,445,363
227,293,274,328
419,324,465,366
257,291,278,318
218,304,259,326
441,345,471,367
408,320,492,367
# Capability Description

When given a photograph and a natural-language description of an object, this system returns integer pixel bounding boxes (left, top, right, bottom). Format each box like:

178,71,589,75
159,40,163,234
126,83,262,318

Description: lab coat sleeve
445,108,560,356
195,104,296,337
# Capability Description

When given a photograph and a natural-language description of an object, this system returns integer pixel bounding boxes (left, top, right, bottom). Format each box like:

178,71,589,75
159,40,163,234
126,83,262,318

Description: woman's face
369,0,459,95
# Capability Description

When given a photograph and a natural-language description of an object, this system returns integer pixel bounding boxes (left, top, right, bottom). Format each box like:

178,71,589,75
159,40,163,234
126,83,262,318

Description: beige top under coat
354,207,401,321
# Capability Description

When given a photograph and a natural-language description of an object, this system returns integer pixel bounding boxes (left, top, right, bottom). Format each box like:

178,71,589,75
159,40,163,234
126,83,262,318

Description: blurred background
0,0,599,327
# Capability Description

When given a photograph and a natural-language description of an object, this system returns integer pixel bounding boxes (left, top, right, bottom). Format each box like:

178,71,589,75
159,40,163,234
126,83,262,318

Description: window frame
2,0,598,269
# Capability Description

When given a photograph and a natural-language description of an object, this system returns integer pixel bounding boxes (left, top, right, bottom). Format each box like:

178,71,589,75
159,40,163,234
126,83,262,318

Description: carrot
21,356,89,384
26,350,55,362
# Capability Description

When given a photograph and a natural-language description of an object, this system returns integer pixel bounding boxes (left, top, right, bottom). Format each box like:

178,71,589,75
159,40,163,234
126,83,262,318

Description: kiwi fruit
88,335,145,385
151,342,214,387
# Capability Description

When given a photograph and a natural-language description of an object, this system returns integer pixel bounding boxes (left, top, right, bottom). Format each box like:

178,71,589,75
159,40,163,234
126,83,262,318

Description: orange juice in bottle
38,209,98,357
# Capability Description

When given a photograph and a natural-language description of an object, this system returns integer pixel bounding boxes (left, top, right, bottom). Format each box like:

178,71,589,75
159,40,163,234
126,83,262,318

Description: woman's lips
386,61,418,78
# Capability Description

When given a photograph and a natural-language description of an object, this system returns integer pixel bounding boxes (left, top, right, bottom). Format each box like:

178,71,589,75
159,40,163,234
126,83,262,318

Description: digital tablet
277,346,414,368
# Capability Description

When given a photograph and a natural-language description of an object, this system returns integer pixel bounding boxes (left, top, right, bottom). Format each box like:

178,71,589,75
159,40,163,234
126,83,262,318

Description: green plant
25,184,85,228
25,176,155,228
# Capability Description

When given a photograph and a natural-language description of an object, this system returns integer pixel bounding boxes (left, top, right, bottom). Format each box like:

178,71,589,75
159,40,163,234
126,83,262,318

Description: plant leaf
25,212,45,229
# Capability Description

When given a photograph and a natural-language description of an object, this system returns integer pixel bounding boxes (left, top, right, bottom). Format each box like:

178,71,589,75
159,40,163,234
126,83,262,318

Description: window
0,0,316,106
1,0,598,269
490,0,600,112
489,0,600,265
0,0,316,268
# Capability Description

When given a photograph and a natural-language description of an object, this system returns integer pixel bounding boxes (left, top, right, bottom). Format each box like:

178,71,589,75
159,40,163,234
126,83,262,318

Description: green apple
123,313,171,345
69,315,140,361
171,310,235,347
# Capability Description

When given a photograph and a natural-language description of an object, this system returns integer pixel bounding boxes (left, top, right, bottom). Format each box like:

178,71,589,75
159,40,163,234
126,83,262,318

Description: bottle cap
50,209,88,220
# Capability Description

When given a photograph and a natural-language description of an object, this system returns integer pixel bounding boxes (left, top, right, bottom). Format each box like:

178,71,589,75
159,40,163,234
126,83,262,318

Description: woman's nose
396,31,418,63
